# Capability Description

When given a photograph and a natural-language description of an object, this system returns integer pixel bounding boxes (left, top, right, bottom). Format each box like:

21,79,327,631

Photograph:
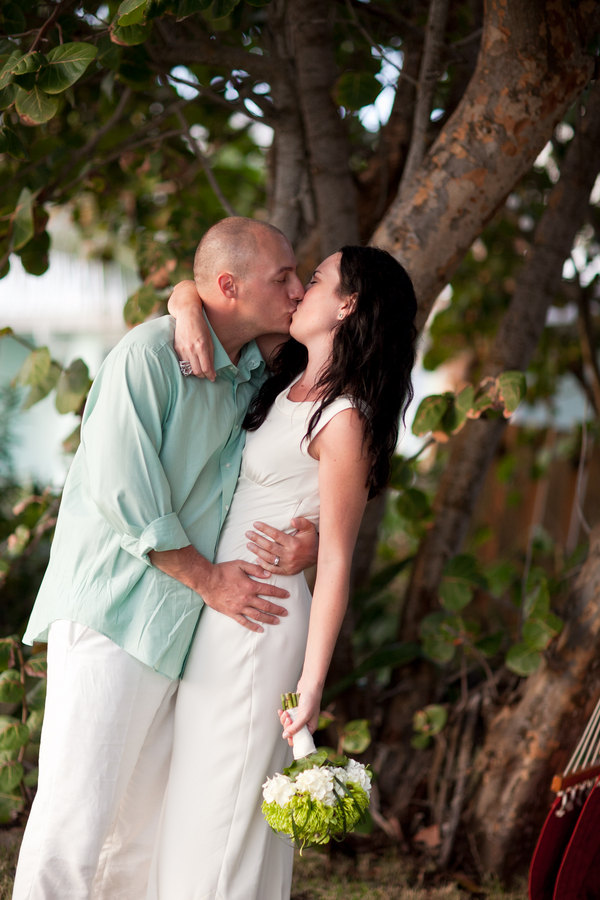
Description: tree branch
175,108,238,218
29,0,76,52
344,0,418,87
398,0,449,196
149,18,276,82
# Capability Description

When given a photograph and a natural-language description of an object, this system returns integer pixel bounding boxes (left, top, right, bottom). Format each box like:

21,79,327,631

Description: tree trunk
288,0,360,257
466,526,600,878
371,0,600,330
266,1,314,247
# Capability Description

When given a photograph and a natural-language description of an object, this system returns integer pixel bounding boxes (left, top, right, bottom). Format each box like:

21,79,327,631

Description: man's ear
216,272,237,299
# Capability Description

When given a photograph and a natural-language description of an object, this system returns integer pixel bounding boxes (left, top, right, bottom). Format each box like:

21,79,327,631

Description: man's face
239,232,304,335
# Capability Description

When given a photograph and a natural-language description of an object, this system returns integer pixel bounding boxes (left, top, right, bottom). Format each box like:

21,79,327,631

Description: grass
291,849,529,900
0,830,529,899
0,830,21,900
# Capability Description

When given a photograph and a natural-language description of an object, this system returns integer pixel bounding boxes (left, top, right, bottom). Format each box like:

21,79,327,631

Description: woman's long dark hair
243,245,418,496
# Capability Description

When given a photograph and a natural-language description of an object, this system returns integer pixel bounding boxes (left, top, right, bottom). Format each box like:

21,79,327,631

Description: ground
0,829,528,899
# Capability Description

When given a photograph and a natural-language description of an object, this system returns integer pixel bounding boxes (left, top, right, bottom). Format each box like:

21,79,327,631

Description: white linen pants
13,620,178,900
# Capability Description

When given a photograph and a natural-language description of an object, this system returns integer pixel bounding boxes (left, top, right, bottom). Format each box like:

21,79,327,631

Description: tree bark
371,0,600,331
466,526,600,878
289,0,360,257
397,77,600,649
265,1,314,247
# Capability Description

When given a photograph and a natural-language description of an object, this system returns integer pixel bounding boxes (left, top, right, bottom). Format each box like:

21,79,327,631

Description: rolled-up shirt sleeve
81,342,191,565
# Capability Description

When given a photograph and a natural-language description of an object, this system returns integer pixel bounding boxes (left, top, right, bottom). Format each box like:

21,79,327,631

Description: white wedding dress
147,381,355,900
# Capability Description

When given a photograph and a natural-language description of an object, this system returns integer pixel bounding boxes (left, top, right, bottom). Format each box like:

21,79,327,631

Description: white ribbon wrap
288,707,317,760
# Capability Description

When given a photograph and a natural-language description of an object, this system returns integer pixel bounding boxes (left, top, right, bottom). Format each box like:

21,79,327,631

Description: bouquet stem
281,691,317,759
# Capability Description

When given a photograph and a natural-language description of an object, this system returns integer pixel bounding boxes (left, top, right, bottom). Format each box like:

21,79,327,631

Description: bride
147,244,417,899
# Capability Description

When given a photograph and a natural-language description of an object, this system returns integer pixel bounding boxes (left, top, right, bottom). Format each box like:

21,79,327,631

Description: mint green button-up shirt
24,315,266,679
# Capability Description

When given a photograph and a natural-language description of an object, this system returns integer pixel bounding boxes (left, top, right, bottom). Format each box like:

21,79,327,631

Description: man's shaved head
194,217,286,291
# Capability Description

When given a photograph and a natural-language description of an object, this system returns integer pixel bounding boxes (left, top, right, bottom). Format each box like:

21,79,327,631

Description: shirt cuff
120,512,191,565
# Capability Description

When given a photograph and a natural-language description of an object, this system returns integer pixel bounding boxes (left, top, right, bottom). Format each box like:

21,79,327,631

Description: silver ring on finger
179,360,193,377
274,556,280,567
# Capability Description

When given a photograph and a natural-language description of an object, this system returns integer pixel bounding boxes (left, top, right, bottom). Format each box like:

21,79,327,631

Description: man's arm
149,546,290,633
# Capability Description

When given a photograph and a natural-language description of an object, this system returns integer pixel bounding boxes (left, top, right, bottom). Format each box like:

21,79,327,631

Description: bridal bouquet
262,693,371,850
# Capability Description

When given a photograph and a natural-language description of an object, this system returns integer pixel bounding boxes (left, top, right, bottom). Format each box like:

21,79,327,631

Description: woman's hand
246,517,318,575
278,684,322,747
168,280,215,381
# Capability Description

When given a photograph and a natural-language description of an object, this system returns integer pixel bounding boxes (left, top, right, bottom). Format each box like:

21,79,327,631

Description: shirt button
225,463,231,468
225,505,229,510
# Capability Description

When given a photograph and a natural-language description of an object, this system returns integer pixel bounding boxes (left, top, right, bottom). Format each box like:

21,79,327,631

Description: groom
13,218,316,900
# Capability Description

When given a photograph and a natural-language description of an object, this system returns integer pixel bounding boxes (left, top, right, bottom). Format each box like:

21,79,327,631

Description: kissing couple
13,217,417,900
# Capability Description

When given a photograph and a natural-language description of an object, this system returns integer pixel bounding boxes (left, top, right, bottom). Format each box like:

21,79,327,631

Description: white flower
330,767,349,786
262,773,297,807
344,759,372,795
295,766,336,807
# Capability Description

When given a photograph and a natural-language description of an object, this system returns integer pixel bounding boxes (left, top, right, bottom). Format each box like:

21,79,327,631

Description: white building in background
0,250,138,486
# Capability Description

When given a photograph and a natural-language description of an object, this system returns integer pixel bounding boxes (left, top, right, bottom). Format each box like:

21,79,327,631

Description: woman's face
289,252,350,345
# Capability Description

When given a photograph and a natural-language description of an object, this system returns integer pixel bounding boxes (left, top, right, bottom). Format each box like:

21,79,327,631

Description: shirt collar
204,313,265,382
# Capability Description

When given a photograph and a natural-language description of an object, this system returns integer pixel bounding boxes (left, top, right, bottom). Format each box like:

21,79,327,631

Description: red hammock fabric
529,777,600,900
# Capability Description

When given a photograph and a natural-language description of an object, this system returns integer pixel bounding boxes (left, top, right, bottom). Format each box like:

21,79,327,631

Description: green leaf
0,793,23,824
23,767,38,787
474,630,504,657
212,0,242,17
411,394,448,436
0,716,30,753
11,52,47,92
38,43,98,94
411,732,432,749
0,51,24,89
524,579,550,620
177,0,213,17
439,578,472,612
334,71,382,111
523,618,559,651
413,704,448,736
15,85,58,125
0,125,28,159
0,2,26,35
470,383,498,418
340,720,371,755
22,361,61,410
110,21,152,46
396,487,430,520
11,186,34,251
389,456,413,490
505,642,542,677
118,0,148,25
26,709,44,740
123,285,161,325
55,359,92,415
0,638,16,673
17,347,51,388
0,83,17,110
24,654,47,679
498,370,526,417
364,557,414,593
25,679,46,711
145,0,176,17
439,554,486,611
17,230,50,275
0,760,23,793
0,670,24,704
